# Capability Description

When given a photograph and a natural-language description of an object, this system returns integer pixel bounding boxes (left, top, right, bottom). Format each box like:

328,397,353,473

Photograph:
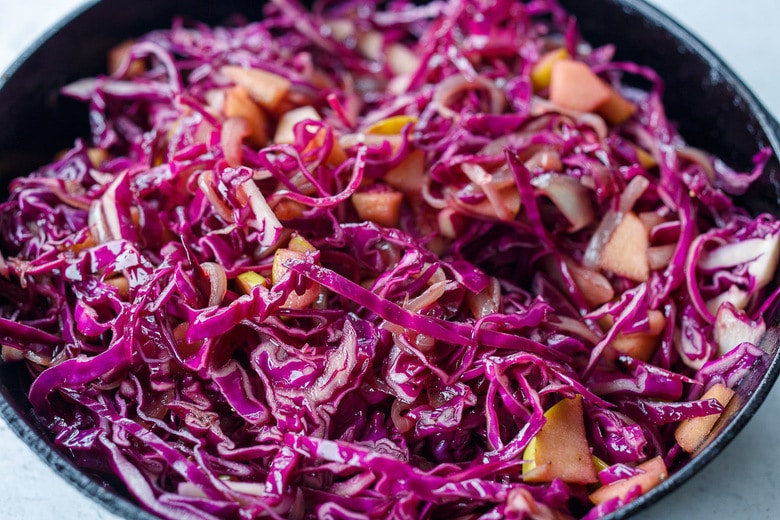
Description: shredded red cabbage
1,0,778,518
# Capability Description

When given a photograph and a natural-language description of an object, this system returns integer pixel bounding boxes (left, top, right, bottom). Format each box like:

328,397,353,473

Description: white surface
1,1,780,519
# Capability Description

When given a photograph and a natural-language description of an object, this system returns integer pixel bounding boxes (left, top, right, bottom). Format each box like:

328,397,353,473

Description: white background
1,1,780,519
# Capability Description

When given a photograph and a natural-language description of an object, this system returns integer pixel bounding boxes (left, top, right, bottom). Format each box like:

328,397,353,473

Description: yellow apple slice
236,271,267,295
522,395,598,484
531,48,569,91
674,383,735,454
366,115,417,135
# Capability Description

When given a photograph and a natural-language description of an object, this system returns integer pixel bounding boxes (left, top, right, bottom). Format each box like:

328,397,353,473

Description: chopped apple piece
602,309,666,362
549,59,635,124
288,234,316,254
387,44,421,76
272,248,320,308
272,199,306,221
357,31,384,61
598,90,636,125
223,86,269,147
352,189,404,228
221,65,291,110
236,272,267,295
713,303,766,357
564,259,615,308
647,244,676,271
274,106,322,144
522,395,598,484
705,285,749,316
747,234,780,289
300,127,347,167
674,383,735,453
598,211,650,282
87,147,110,168
592,455,610,474
384,150,426,194
221,116,252,167
550,60,612,113
531,48,569,91
324,19,355,41
589,456,667,505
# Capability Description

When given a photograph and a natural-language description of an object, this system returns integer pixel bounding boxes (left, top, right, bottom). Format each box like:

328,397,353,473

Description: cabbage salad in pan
1,0,778,518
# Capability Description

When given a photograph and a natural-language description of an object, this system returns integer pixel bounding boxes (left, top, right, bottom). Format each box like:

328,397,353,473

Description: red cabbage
1,0,778,518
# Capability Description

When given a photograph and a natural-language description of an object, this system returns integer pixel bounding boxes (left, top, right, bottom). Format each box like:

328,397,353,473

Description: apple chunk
598,211,650,282
713,303,766,357
674,383,735,453
531,48,569,91
272,240,321,309
522,395,598,484
589,456,668,505
550,60,612,113
549,59,636,124
351,189,404,228
601,309,666,362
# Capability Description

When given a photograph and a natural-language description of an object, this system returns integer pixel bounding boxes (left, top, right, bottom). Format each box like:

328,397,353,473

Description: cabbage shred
0,0,777,518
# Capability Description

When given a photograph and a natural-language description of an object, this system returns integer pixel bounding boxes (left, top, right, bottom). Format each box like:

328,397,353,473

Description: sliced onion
677,145,715,180
432,74,505,119
466,276,501,319
618,175,650,213
221,116,252,167
238,179,283,251
201,262,228,307
532,173,595,232
404,281,448,313
197,171,234,223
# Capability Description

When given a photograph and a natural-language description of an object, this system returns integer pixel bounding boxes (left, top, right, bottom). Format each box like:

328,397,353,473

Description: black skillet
1,1,780,519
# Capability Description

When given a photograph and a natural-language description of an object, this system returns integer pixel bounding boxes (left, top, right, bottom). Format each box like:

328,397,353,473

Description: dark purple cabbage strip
0,0,777,519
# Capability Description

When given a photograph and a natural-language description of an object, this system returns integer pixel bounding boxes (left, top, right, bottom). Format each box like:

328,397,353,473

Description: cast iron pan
2,1,780,519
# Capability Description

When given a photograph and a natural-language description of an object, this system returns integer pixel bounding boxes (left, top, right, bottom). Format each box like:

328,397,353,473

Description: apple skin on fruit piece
522,395,598,484
550,60,612,113
531,48,569,91
549,59,636,124
589,455,668,505
351,190,404,228
674,383,735,453
598,211,650,282
601,309,666,362
272,247,321,309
